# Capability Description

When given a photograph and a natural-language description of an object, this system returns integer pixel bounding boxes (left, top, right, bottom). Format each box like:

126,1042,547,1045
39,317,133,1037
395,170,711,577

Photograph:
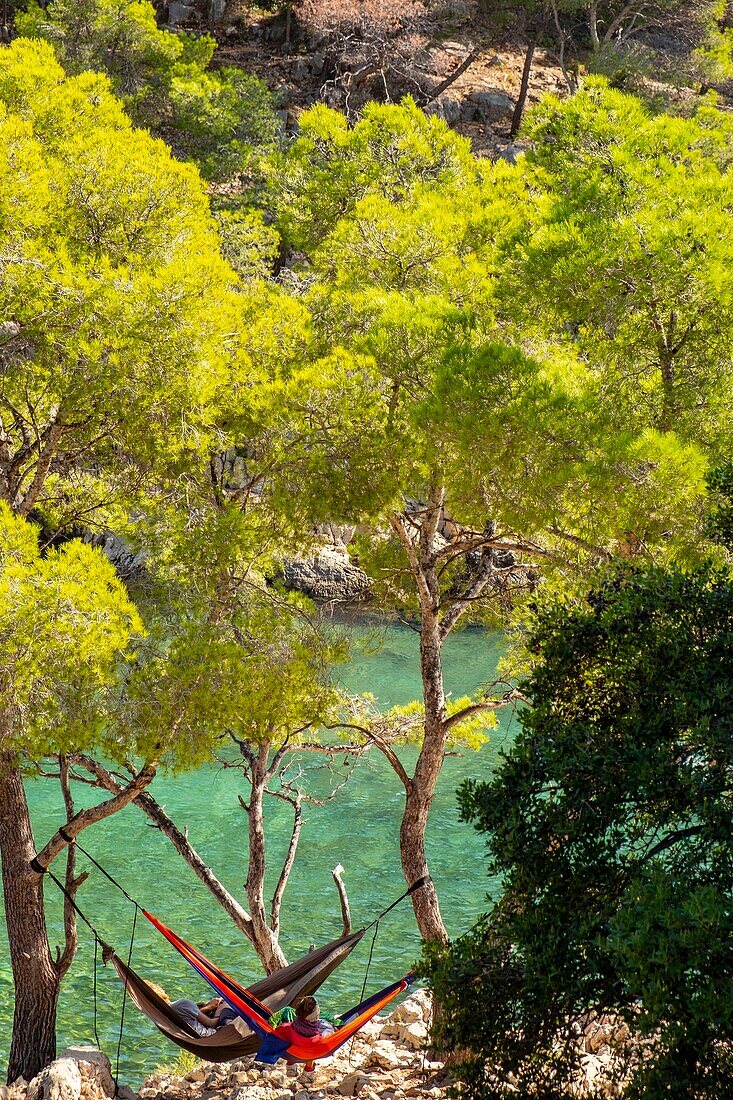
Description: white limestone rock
366,1044,402,1072
356,1019,384,1044
27,1060,81,1100
27,1048,116,1100
397,1023,428,1050
182,1070,206,1086
336,1074,369,1097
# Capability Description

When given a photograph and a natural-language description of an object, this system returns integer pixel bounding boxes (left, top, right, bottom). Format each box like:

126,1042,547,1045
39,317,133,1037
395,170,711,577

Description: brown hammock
105,930,365,1063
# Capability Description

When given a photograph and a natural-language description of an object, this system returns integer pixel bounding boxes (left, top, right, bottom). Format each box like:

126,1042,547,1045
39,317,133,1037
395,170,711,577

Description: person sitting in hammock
292,996,335,1039
216,993,335,1041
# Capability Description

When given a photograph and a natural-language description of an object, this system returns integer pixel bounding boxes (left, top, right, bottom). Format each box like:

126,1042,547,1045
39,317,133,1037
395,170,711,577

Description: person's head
147,982,170,1003
296,996,320,1022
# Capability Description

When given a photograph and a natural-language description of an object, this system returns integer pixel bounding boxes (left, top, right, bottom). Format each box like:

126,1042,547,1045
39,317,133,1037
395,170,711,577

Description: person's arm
197,998,224,1026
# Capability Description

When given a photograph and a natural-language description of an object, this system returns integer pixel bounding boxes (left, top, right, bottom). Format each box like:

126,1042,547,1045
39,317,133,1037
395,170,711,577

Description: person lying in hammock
172,996,225,1036
149,984,225,1037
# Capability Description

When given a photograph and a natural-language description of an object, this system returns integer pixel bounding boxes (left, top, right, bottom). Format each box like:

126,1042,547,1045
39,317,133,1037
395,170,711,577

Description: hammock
137,910,415,1064
106,919,365,1063
238,972,415,1066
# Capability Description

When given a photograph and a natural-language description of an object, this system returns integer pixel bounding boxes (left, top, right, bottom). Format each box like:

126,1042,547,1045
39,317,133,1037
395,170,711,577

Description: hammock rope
46,867,122,1092
46,866,110,950
114,907,138,1098
365,874,431,930
349,918,380,1064
57,828,143,911
52,831,430,936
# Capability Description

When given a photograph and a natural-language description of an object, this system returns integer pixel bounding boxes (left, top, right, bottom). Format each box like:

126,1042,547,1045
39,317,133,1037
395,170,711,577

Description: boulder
281,547,370,602
424,95,462,126
390,993,428,1026
182,1069,206,1085
495,144,520,165
397,1022,428,1049
355,1017,383,1043
27,1061,81,1100
167,1,195,25
27,1048,116,1100
86,532,146,582
366,1042,404,1072
310,52,326,76
465,91,515,124
337,1074,369,1097
224,1073,251,1089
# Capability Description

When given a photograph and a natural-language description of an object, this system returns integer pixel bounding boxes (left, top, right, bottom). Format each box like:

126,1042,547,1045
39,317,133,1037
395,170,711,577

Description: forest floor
188,0,733,159
208,2,571,159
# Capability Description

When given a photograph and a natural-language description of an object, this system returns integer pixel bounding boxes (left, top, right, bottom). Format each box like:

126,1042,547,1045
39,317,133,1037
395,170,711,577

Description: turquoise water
0,622,515,1085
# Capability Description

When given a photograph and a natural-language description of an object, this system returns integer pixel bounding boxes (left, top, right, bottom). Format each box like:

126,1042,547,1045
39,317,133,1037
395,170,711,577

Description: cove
0,621,513,1084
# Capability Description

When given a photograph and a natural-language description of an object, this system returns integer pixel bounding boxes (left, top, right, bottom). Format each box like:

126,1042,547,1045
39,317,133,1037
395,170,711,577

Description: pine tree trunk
397,488,449,946
245,749,288,973
510,37,536,138
401,597,449,944
0,755,60,1084
588,0,600,50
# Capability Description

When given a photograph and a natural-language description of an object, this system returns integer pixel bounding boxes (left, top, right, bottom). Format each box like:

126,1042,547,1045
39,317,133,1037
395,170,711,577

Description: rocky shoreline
0,989,645,1100
2,992,450,1100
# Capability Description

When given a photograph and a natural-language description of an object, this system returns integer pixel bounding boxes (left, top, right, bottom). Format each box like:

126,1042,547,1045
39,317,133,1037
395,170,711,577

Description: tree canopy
5,8,733,1083
15,0,282,180
426,561,733,1099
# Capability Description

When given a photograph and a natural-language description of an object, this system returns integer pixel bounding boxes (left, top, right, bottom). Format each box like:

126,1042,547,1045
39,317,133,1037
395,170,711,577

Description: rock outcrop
85,533,147,582
280,546,371,604
20,1047,130,1100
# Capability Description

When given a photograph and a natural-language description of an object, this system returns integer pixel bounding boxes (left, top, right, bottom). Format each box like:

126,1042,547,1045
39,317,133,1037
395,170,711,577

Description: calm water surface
0,622,515,1083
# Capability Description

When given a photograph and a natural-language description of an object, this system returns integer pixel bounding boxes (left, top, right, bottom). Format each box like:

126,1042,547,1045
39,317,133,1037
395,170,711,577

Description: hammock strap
350,919,380,1065
48,833,427,932
46,868,111,952
364,874,431,931
58,828,142,911
359,921,379,1006
44,870,115,1084
93,937,102,1053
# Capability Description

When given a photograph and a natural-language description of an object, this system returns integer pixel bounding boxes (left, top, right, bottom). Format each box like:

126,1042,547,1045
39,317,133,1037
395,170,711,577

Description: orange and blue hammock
144,909,415,1064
